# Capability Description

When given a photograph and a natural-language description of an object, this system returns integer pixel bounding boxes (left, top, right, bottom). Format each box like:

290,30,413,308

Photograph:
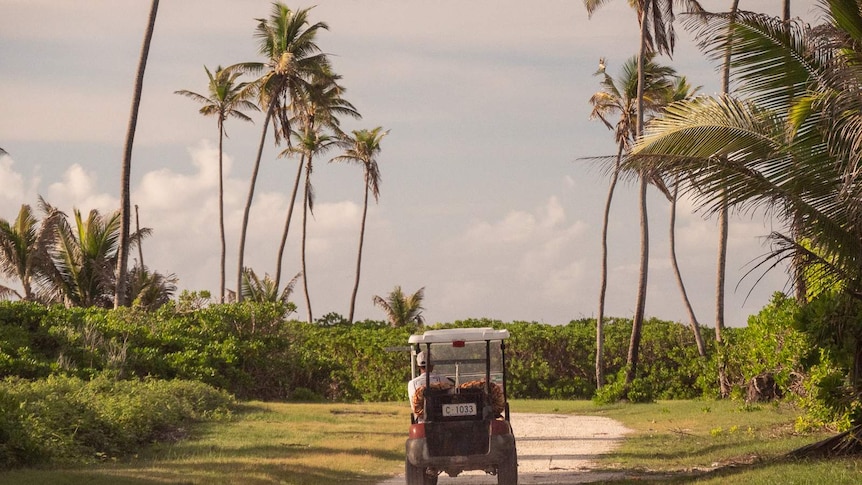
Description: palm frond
687,11,825,109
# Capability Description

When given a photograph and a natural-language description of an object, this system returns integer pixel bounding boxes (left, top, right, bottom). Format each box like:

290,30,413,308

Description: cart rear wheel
497,445,518,485
405,458,437,485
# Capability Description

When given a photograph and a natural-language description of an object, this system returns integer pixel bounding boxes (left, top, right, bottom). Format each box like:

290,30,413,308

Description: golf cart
405,328,517,485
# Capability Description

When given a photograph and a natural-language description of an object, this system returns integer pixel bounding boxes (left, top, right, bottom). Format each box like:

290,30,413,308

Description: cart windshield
415,340,504,387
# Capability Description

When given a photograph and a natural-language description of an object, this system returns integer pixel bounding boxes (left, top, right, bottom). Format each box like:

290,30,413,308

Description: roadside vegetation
0,375,233,470
4,399,862,484
0,401,407,485
0,292,857,475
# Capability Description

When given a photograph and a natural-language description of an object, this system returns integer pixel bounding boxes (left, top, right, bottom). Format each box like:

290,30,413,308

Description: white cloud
0,156,29,203
46,165,116,213
428,196,590,322
134,140,230,216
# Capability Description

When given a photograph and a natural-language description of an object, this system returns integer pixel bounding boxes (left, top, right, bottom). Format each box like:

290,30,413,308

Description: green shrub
593,369,654,404
0,384,47,468
794,353,858,431
0,375,233,470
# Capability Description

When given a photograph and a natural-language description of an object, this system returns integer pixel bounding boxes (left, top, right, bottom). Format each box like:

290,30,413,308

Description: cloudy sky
0,0,822,326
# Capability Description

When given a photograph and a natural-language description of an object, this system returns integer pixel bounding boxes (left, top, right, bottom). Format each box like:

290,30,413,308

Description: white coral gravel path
378,412,631,485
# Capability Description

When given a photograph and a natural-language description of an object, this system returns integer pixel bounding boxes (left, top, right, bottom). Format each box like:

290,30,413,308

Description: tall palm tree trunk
782,1,805,303
274,156,304,290
301,155,314,324
669,178,707,357
116,0,159,309
348,179,371,324
716,199,730,395
597,142,625,388
626,176,649,387
715,0,740,398
237,104,275,301
217,119,227,303
625,11,650,391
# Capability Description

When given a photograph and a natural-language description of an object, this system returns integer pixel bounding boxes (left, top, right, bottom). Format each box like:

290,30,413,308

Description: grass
0,401,410,485
2,398,862,484
512,398,862,484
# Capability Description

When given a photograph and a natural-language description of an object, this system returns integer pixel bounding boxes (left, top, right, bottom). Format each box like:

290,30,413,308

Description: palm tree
287,128,337,324
229,3,330,301
127,264,177,310
588,54,680,387
589,57,622,390
272,67,357,324
116,0,160,309
663,75,707,358
373,286,426,327
175,66,258,303
0,201,61,301
50,208,127,308
331,127,387,324
584,0,705,391
629,3,862,441
273,68,359,291
630,8,853,306
709,4,793,327
241,267,300,306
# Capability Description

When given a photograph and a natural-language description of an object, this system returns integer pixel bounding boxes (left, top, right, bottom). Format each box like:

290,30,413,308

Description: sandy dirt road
379,413,631,485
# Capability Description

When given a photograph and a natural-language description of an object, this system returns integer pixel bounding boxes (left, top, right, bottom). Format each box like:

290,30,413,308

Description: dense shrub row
0,301,713,402
6,292,860,472
0,301,308,400
1,294,854,425
0,375,233,469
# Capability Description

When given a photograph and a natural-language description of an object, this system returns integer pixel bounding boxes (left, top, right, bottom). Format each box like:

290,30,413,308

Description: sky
0,0,823,327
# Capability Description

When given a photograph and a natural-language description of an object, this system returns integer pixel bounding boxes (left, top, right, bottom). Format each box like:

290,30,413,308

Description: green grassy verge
3,399,861,484
512,399,862,484
0,401,409,485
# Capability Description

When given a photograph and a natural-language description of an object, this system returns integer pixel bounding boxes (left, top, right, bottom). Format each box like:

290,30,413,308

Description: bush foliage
1,291,859,461
0,375,232,469
0,300,780,404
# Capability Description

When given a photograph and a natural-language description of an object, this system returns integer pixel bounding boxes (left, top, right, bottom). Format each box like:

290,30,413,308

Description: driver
407,351,448,416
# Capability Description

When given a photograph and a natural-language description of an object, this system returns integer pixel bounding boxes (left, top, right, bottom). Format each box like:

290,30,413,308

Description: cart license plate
442,403,477,417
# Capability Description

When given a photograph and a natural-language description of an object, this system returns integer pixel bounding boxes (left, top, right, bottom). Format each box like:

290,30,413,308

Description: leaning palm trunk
624,13,650,392
669,178,707,357
597,142,625,388
116,0,159,309
274,155,304,290
237,103,276,301
348,177,371,323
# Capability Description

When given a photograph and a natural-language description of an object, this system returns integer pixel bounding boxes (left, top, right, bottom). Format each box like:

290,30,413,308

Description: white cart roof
408,327,510,344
